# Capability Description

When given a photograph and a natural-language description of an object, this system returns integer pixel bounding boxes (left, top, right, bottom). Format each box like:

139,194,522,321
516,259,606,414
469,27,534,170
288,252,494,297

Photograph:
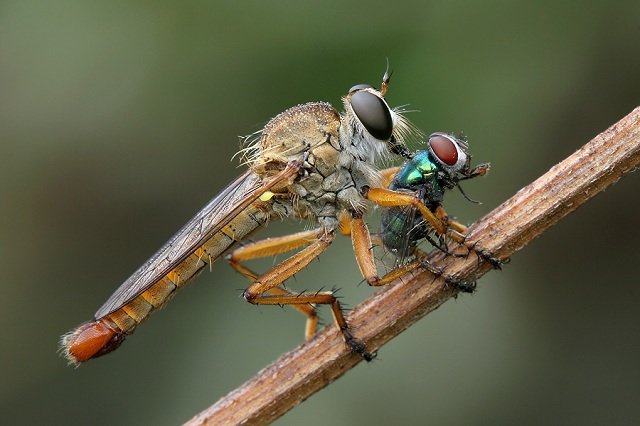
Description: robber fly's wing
95,169,283,319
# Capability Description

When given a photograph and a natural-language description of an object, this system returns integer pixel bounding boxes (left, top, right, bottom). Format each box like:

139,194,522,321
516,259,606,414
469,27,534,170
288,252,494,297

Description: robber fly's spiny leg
268,286,319,339
364,186,504,268
363,186,452,236
369,251,476,292
227,228,320,264
350,215,380,286
338,211,352,237
227,229,374,361
227,228,323,339
227,258,318,339
415,254,477,293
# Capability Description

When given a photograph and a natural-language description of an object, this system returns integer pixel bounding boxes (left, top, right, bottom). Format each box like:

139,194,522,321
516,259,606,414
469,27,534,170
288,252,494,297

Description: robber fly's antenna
380,58,393,97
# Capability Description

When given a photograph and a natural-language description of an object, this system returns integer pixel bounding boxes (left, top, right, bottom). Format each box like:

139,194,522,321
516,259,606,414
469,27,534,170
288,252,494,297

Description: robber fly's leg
227,235,318,340
434,206,505,268
350,215,380,286
227,277,318,341
364,186,448,232
343,211,387,285
266,286,319,338
430,206,470,258
226,228,374,361
349,204,476,293
227,228,323,338
363,187,505,268
338,211,352,237
348,213,475,291
379,166,401,189
349,195,443,287
368,248,476,292
341,212,405,289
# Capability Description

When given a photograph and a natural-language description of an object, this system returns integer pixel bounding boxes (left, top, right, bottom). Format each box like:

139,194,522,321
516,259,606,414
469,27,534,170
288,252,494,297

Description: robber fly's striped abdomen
104,205,270,332
61,204,270,364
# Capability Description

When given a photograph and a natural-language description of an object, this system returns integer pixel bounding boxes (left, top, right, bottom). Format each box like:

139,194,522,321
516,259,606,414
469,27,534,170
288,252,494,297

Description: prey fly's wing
393,204,421,267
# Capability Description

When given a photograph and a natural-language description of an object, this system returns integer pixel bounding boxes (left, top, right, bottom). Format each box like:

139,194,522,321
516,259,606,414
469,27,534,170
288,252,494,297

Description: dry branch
184,106,640,426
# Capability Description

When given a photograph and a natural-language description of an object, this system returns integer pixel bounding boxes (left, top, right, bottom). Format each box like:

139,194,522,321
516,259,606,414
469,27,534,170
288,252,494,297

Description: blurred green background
2,1,639,425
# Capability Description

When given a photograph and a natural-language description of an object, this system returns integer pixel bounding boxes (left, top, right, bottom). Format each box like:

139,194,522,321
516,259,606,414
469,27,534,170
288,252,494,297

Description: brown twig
184,106,640,426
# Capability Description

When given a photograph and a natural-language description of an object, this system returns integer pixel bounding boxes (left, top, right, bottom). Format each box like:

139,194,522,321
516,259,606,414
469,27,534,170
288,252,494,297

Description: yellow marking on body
260,191,275,202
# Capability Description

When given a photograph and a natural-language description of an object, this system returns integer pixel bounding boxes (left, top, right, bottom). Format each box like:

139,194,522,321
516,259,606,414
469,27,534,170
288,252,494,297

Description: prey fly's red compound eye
429,134,458,166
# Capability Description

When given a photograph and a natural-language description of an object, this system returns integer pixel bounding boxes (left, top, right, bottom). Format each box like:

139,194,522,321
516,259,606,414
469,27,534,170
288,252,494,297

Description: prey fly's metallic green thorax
392,150,442,205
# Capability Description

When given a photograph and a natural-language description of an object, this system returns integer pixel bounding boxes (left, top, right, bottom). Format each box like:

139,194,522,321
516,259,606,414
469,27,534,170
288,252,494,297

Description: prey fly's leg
435,206,467,233
363,186,504,268
226,228,374,361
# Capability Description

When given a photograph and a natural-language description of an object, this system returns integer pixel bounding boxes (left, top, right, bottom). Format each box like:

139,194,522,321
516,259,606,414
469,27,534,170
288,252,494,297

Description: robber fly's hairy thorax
243,86,420,231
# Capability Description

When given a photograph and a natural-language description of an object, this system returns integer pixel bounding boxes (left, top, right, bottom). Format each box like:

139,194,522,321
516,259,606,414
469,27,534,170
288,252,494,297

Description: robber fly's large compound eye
348,83,374,93
428,133,468,170
350,90,393,140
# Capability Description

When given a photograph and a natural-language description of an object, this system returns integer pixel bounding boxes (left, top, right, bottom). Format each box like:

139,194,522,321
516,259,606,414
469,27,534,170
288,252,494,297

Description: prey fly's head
412,132,490,204
428,132,472,180
391,132,489,204
425,132,489,203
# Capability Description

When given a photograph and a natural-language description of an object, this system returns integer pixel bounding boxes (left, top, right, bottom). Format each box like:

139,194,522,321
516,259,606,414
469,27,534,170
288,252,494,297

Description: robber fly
370,132,502,290
60,70,424,364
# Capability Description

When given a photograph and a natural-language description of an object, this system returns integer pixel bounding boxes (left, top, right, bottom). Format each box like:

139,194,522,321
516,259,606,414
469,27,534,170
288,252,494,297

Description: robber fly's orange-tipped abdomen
61,319,122,364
